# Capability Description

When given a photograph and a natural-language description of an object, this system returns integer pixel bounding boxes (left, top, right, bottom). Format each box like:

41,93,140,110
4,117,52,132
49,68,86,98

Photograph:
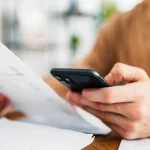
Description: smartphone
50,68,110,92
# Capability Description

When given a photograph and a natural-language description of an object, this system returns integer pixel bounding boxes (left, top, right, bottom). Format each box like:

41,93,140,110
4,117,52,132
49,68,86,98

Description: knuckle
129,106,146,120
103,89,115,104
138,68,149,79
122,131,136,140
126,122,138,132
114,63,124,73
86,92,93,101
138,92,147,101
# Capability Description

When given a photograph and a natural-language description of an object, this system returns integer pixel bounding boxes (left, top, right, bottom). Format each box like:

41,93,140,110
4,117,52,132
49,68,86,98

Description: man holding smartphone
2,63,150,140
46,0,150,99
66,63,150,140
43,0,150,139
1,0,150,140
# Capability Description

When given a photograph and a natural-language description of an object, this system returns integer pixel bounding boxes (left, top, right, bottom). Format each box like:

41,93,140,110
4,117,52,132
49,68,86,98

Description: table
83,133,121,150
5,111,122,150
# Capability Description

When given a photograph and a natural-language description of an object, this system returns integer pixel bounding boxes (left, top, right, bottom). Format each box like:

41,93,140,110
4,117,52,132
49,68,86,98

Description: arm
44,13,121,99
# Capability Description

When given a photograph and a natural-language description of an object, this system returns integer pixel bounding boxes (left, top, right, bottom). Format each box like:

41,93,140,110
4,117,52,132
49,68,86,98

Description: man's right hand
0,94,9,117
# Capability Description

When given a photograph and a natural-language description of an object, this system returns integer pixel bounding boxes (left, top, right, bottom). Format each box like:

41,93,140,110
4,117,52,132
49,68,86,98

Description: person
1,63,150,140
66,63,150,140
0,0,150,140
44,0,150,139
45,0,150,99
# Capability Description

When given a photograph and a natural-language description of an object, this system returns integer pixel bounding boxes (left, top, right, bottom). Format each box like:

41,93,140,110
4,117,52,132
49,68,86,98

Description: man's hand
66,63,150,140
0,94,9,117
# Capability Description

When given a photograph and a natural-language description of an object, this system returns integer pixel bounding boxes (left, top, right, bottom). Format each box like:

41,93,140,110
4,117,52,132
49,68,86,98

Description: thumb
105,63,149,85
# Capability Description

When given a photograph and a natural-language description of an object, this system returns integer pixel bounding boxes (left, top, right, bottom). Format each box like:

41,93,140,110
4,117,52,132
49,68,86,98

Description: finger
66,91,98,108
0,105,15,117
67,92,139,120
0,94,5,111
0,101,8,112
66,91,82,107
0,95,10,112
82,107,131,131
67,91,131,118
82,82,145,103
108,124,127,138
0,94,4,102
108,124,137,140
3,96,10,105
105,63,149,85
0,103,5,111
96,102,136,119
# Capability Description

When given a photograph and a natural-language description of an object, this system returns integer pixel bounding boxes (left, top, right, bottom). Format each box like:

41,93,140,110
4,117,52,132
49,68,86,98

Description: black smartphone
50,68,110,93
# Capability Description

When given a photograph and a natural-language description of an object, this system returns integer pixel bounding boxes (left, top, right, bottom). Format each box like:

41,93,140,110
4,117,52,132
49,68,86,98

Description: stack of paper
0,42,111,134
0,119,94,150
119,139,150,150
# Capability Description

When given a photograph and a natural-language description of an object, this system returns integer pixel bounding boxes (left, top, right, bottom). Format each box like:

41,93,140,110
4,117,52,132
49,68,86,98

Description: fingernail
82,89,88,95
104,73,114,84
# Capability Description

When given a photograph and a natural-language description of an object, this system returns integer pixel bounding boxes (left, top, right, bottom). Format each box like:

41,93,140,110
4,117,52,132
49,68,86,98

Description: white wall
114,0,143,11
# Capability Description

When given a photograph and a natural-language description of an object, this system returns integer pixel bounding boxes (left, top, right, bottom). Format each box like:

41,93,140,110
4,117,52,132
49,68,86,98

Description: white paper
119,139,150,150
0,118,94,150
0,42,111,134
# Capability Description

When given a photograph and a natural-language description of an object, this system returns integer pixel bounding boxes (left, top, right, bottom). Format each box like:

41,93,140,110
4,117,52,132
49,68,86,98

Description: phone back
51,68,110,92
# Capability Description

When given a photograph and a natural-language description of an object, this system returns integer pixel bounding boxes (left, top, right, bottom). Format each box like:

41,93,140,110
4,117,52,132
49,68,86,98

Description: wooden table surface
83,133,121,150
5,111,122,150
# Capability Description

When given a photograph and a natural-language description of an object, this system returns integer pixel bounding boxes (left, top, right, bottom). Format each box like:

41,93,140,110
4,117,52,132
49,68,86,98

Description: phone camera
65,78,70,83
61,81,68,86
54,76,62,80
60,78,71,86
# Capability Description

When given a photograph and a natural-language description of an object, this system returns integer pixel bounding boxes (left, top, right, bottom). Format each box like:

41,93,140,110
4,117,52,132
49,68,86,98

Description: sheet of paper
0,118,94,150
119,139,150,150
0,42,111,134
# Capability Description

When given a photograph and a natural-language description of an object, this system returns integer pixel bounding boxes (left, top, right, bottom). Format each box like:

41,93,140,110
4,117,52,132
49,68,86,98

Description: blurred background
0,0,142,77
